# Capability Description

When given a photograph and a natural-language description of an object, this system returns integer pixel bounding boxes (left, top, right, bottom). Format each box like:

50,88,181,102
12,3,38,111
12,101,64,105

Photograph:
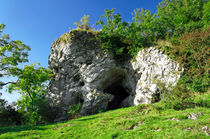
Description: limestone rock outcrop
47,30,183,118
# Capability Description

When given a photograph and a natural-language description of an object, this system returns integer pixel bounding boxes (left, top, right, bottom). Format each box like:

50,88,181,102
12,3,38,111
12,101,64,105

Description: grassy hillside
0,1,209,138
0,92,209,139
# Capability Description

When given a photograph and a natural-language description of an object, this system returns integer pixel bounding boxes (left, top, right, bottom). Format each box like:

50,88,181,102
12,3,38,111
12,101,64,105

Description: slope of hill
0,91,209,139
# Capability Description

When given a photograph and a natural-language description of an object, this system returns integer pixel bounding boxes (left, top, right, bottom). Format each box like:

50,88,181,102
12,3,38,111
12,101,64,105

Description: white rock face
47,30,183,118
132,47,183,105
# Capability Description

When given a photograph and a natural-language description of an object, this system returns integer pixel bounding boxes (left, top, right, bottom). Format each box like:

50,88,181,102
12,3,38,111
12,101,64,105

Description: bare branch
0,80,19,89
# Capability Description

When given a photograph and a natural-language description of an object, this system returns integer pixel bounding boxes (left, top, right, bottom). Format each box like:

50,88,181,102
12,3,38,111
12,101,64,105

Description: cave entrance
104,82,129,110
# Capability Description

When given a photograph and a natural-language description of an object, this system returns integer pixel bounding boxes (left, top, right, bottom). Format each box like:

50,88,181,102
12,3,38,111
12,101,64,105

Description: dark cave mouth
103,83,130,110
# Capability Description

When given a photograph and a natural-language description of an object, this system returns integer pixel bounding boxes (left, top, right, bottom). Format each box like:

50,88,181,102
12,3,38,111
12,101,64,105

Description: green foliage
157,0,208,37
0,24,56,125
96,0,208,58
0,93,22,126
126,8,159,56
154,28,209,112
158,83,193,110
96,9,129,57
96,8,160,57
158,86,210,112
98,108,106,113
8,64,52,125
0,24,30,88
202,0,210,28
192,90,210,108
21,111,41,126
67,102,82,120
157,28,210,93
66,93,83,120
36,97,59,123
75,15,93,30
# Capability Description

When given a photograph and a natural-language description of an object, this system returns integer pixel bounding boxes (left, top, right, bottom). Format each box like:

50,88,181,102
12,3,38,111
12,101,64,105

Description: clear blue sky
0,0,162,102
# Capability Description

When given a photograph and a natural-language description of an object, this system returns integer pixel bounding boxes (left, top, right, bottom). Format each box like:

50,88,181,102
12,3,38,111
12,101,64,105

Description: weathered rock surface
47,30,183,118
188,113,199,120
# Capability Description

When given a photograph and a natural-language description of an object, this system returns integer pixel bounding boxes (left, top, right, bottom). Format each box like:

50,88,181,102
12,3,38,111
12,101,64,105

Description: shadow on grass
0,116,99,135
74,116,98,122
0,123,55,135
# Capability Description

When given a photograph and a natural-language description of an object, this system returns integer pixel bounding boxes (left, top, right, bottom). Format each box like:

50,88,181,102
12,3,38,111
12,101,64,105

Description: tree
0,23,55,124
8,64,51,111
157,0,207,37
126,8,160,56
96,9,129,57
8,64,52,124
96,8,158,57
0,24,30,88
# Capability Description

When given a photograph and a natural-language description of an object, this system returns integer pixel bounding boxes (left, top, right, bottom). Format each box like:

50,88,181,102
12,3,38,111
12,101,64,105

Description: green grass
0,93,209,139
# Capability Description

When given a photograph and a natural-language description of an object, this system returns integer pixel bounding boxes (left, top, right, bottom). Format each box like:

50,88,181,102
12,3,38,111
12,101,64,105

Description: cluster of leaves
66,93,83,120
96,0,209,57
95,8,158,57
8,64,51,111
157,0,209,37
0,24,30,88
7,64,55,125
67,102,82,120
96,9,130,57
74,15,93,31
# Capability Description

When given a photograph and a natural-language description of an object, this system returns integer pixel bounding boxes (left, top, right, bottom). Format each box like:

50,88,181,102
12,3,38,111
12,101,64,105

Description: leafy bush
157,0,208,37
158,83,193,110
98,108,106,113
36,97,59,123
158,84,210,111
126,8,161,56
154,27,210,110
75,15,93,30
67,102,82,120
96,9,129,57
192,89,210,108
18,96,59,125
202,0,210,28
157,28,210,93
0,94,22,126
